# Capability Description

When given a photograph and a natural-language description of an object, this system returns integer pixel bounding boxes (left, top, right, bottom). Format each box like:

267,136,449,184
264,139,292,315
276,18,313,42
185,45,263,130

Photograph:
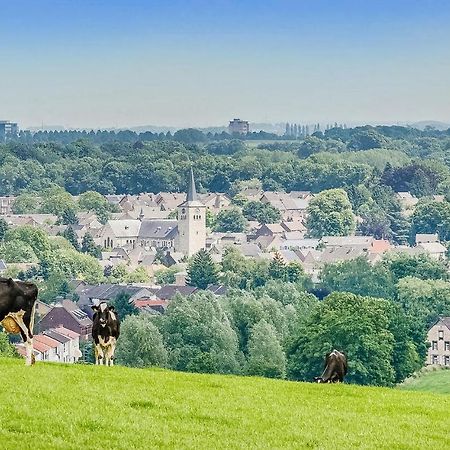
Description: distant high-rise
0,121,18,142
228,118,249,135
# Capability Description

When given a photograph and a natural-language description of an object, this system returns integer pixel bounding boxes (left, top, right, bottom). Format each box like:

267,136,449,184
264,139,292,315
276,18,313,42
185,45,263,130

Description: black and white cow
0,278,38,366
314,350,347,383
92,302,120,366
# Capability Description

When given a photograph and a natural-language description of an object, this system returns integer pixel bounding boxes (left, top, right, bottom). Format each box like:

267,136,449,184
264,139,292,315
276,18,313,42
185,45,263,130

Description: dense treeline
1,125,449,198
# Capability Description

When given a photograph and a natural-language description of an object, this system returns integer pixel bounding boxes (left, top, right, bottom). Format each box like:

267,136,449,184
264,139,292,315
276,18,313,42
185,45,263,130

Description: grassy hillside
1,358,449,449
399,368,450,394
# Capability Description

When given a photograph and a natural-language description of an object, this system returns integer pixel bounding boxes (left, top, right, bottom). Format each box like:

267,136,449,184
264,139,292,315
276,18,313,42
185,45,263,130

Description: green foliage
242,201,281,224
81,233,101,258
0,239,38,263
160,292,240,374
11,193,40,213
0,334,18,357
57,207,79,225
5,225,51,260
410,200,450,241
287,292,421,386
385,253,448,282
186,249,218,289
0,218,8,241
245,320,286,379
154,266,179,285
78,191,113,223
41,248,103,284
268,252,287,280
214,207,247,232
306,188,355,238
123,266,150,283
61,226,80,251
111,292,138,319
320,256,396,299
39,186,77,216
39,272,72,303
116,315,168,368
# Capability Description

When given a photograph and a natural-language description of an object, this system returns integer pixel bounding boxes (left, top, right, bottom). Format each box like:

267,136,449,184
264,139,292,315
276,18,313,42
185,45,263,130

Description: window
445,356,450,366
438,330,444,340
445,341,450,351
432,341,438,350
432,355,439,365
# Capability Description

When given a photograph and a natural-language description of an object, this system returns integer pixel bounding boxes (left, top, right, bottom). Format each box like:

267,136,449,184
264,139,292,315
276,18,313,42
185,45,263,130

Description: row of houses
15,326,82,363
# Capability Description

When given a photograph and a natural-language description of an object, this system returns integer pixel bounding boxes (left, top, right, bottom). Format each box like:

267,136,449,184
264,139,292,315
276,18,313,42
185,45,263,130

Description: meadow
398,368,450,394
0,358,449,449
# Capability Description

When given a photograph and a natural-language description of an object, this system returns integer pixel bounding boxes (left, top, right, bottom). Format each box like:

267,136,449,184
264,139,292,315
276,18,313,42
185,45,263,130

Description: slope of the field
398,368,450,394
1,358,449,450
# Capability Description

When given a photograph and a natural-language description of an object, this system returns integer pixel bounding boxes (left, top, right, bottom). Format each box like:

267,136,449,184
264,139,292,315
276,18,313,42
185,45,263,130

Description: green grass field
398,368,450,394
1,358,449,449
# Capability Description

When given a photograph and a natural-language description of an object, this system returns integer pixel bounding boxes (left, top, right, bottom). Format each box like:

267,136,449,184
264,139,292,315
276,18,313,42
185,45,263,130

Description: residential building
228,118,249,135
176,168,206,257
138,219,178,249
37,301,93,340
0,196,16,215
0,120,18,142
427,317,450,367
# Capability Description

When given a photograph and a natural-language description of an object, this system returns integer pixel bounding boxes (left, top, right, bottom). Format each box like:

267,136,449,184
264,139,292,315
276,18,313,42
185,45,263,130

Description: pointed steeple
187,167,197,202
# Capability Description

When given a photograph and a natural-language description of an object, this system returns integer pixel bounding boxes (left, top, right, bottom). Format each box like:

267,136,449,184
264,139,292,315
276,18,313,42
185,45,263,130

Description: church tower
177,168,206,257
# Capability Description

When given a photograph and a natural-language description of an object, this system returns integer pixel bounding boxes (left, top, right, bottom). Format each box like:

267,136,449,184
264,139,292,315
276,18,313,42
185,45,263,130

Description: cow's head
92,302,115,327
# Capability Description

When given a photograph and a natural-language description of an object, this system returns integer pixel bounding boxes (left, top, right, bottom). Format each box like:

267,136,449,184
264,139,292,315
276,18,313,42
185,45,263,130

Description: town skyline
1,0,449,129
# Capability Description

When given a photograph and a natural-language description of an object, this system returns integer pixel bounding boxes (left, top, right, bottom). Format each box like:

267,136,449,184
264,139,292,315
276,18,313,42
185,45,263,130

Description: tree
306,189,355,238
11,193,40,214
410,200,450,241
155,266,180,285
0,240,38,263
384,253,448,282
5,225,51,260
268,252,286,280
116,315,168,368
111,292,138,319
242,201,281,224
81,233,101,258
39,186,77,216
214,208,247,232
61,226,80,251
186,249,218,289
320,256,396,299
160,292,240,374
0,218,8,242
57,207,79,225
124,266,150,283
246,320,286,379
287,292,419,386
0,333,18,357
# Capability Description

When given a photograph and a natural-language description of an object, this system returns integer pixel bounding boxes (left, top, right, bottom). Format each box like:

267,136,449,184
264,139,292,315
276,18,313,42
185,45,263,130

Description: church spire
187,167,197,202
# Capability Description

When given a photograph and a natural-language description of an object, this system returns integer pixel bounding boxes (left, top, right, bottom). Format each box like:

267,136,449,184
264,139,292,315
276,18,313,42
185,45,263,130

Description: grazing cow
0,278,38,366
92,302,120,366
314,350,347,383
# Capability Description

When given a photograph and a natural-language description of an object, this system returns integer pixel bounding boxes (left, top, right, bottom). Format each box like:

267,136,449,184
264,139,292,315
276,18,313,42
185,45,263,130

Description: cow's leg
95,344,104,366
105,338,116,367
15,313,34,366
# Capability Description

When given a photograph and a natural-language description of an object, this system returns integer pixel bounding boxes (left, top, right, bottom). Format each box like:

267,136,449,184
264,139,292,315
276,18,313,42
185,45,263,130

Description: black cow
0,278,38,365
314,350,347,383
92,302,120,366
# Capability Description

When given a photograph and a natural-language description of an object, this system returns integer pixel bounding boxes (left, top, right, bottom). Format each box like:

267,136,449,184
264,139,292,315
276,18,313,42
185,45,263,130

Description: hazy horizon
1,0,449,129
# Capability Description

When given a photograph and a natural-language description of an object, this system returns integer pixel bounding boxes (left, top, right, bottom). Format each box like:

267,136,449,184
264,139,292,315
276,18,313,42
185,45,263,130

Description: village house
427,317,450,366
37,300,93,340
259,191,312,221
0,196,16,215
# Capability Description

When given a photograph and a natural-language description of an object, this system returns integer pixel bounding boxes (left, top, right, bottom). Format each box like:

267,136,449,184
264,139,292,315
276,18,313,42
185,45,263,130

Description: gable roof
138,220,178,240
106,220,141,238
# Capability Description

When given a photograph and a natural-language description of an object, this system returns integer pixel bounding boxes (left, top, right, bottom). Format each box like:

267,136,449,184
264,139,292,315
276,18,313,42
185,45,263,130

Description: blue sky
1,0,449,128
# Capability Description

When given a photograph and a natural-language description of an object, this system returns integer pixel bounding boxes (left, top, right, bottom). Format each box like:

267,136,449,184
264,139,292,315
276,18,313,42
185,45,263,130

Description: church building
176,168,206,257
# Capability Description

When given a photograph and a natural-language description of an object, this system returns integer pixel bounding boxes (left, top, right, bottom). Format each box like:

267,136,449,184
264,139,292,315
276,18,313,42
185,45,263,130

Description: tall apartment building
228,118,249,135
0,121,18,142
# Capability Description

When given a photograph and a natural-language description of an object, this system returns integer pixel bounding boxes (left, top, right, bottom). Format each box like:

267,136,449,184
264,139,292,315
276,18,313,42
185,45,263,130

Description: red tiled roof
52,326,80,339
34,334,59,349
370,239,391,254
134,299,168,309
